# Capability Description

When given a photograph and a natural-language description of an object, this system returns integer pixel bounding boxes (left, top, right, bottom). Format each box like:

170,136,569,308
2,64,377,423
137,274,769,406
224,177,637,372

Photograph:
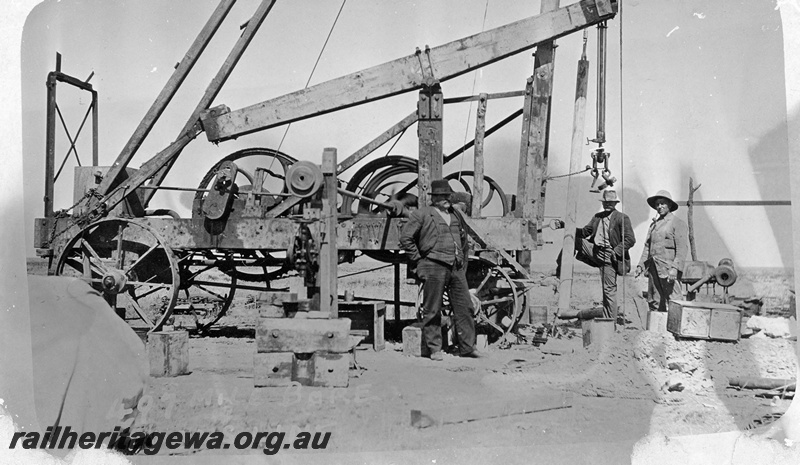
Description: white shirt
594,216,611,248
436,208,451,225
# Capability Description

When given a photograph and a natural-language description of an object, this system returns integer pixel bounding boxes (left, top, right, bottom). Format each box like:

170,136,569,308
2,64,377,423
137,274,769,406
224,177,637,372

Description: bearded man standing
399,179,479,361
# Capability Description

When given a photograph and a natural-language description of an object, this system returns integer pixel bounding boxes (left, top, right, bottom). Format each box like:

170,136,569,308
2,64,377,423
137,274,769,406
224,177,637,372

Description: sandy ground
23,259,800,462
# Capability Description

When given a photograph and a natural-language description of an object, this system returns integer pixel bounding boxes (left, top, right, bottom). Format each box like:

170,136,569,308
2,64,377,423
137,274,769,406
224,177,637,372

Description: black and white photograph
2,0,800,463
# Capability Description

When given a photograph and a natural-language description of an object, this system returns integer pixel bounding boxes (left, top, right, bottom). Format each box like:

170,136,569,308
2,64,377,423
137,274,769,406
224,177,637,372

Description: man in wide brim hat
557,189,636,322
637,189,689,312
646,190,679,212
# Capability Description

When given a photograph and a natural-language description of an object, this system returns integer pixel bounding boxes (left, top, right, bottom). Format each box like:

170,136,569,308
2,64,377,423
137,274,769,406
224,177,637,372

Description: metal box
681,261,714,284
667,300,741,342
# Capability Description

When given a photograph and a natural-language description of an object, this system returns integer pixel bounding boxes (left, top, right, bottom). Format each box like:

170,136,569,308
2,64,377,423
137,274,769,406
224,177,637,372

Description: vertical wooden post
687,177,701,261
418,84,444,202
557,55,590,315
515,0,559,245
320,148,338,319
472,94,488,218
44,67,58,218
515,78,534,219
530,0,559,244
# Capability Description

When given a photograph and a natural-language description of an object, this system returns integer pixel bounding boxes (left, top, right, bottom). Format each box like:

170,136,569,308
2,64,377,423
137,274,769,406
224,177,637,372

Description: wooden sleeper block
148,330,189,377
257,292,298,305
257,292,299,318
253,352,294,387
253,352,349,387
311,352,349,387
258,304,284,318
256,317,352,353
402,323,428,357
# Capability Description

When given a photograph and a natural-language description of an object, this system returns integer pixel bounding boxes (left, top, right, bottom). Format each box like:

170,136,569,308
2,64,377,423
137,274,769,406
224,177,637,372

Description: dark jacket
399,206,469,263
580,208,636,275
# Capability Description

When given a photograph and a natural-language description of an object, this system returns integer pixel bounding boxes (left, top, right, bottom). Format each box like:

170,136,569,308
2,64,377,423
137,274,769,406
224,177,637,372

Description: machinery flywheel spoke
127,243,160,272
79,238,108,273
129,283,169,300
124,295,154,327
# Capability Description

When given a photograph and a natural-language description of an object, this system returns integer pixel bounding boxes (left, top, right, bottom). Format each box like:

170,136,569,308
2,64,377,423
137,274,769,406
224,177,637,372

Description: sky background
17,0,795,269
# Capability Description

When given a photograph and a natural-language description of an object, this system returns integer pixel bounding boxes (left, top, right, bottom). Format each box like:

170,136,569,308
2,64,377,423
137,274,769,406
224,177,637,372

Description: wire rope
270,0,348,170
457,0,490,181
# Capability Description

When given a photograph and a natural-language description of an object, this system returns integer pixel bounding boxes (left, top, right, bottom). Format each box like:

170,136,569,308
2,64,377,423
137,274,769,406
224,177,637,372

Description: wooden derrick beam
96,0,237,201
38,215,539,261
89,0,279,217
516,0,559,233
337,111,418,174
201,0,618,142
141,0,279,206
417,84,444,200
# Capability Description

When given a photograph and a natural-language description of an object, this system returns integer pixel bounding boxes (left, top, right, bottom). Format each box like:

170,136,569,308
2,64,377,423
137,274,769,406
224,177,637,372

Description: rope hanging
271,0,348,168
457,0,491,180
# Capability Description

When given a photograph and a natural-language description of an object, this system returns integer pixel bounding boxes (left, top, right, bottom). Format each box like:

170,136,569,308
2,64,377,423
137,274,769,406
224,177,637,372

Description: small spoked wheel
55,218,180,332
466,257,524,337
178,250,238,333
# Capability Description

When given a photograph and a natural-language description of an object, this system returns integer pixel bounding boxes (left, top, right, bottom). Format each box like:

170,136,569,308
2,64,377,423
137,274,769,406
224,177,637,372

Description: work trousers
645,261,683,312
416,258,476,356
557,237,618,320
577,240,618,320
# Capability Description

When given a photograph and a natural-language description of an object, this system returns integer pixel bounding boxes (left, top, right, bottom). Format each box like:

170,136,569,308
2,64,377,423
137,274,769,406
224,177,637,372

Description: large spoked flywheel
195,147,296,283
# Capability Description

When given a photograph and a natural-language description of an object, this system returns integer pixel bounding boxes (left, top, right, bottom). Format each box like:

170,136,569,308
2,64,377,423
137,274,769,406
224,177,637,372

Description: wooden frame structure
33,0,619,336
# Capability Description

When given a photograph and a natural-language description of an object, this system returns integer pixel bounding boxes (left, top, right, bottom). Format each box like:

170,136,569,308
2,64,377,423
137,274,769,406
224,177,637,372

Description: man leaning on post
399,179,481,361
556,189,635,321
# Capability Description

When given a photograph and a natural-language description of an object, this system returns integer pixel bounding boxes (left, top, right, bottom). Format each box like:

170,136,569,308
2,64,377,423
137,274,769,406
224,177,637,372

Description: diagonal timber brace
201,0,617,142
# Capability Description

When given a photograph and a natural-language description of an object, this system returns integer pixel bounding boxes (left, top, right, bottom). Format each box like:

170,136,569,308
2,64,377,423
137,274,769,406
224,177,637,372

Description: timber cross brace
34,0,617,341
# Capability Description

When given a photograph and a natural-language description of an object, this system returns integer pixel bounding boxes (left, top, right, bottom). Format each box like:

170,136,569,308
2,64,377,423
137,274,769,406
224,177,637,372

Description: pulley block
286,161,323,198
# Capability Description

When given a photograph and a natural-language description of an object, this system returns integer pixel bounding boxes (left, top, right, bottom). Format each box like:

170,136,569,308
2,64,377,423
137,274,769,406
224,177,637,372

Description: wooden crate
667,300,742,341
337,301,386,351
523,304,551,326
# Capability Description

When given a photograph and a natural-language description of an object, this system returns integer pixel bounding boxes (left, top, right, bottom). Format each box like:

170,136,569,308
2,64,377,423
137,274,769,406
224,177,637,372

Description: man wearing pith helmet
399,179,480,361
636,190,689,312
